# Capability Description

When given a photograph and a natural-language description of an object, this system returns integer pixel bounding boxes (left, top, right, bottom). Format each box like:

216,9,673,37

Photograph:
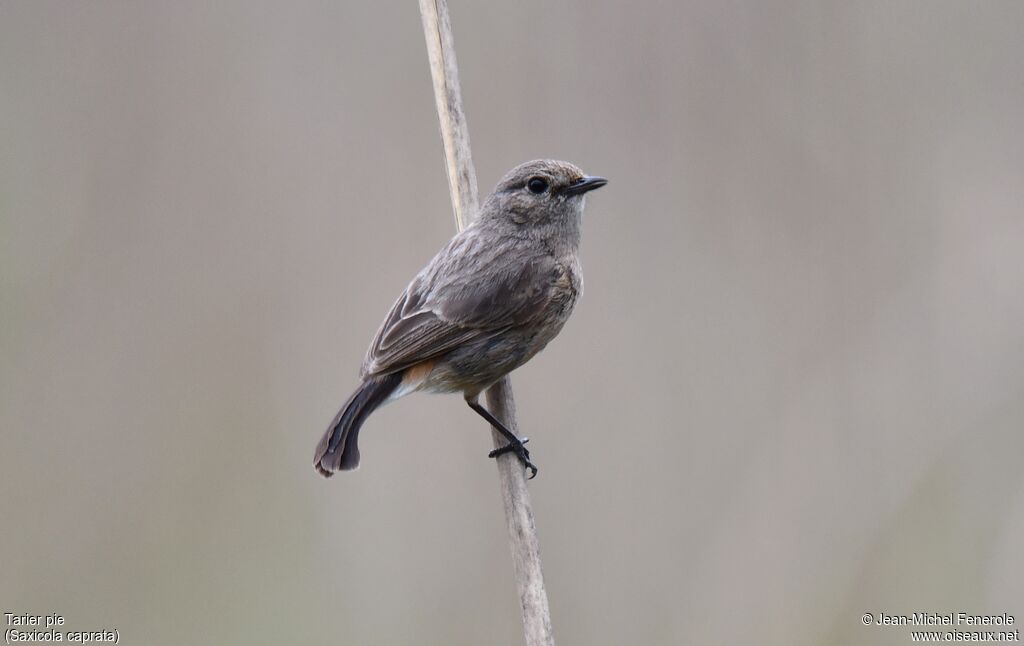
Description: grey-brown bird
314,159,606,479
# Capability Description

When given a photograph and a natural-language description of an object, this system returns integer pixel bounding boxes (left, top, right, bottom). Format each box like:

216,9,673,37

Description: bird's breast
551,256,583,313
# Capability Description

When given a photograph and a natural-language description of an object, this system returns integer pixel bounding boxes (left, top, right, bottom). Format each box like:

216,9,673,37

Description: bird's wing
361,232,559,377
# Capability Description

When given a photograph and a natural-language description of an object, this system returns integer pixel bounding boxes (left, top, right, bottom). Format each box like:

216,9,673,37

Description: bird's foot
488,437,538,479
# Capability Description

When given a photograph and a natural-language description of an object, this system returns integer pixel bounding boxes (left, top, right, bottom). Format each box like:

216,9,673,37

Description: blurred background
2,1,1023,644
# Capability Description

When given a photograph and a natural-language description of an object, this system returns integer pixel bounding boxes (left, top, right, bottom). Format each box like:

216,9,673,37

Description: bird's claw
488,436,528,458
488,437,538,479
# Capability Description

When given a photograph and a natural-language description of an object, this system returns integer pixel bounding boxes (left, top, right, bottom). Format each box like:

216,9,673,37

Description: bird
314,159,606,479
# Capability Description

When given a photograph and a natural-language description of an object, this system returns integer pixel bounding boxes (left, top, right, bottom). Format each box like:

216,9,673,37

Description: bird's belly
419,308,576,396
417,334,532,394
418,259,581,396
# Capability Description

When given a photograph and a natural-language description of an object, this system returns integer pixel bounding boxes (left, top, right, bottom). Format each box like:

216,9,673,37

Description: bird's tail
314,373,402,477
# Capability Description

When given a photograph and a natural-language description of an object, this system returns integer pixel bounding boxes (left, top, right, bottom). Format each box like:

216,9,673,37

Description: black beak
563,175,608,196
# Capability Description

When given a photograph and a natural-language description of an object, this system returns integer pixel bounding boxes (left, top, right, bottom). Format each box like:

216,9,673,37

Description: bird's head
482,159,607,231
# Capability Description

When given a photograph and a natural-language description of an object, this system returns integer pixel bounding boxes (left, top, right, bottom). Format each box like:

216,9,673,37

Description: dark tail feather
314,373,402,477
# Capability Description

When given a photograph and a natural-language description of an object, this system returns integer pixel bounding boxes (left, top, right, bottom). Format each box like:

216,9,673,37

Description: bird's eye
527,177,549,194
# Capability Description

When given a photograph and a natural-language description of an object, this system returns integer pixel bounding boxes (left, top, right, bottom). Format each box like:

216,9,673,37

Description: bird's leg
466,399,538,479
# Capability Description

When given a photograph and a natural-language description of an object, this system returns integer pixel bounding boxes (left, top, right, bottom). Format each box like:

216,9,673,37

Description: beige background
3,2,1023,645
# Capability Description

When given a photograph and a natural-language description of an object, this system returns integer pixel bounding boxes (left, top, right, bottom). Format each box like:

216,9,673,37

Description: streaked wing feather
361,242,558,378
363,314,493,376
